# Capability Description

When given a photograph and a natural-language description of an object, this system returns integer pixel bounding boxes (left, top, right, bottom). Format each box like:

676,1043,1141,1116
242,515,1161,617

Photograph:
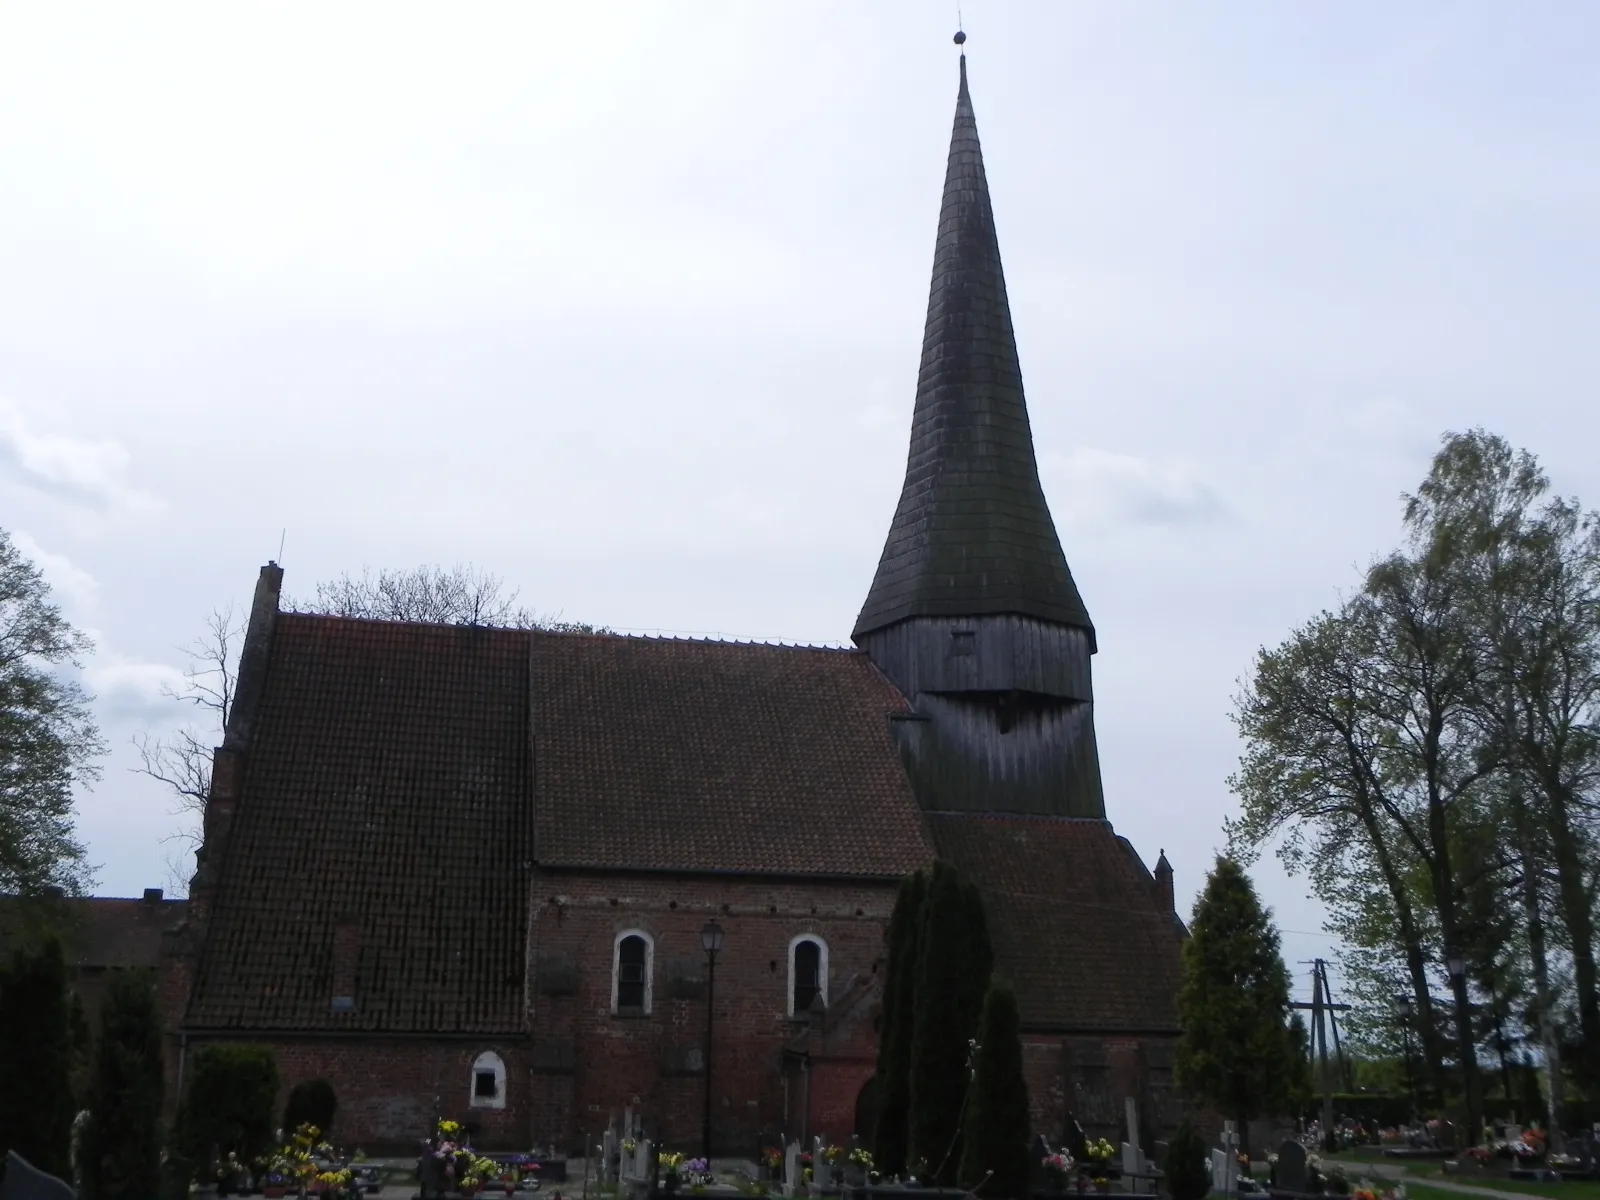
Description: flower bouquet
659,1151,686,1193
1042,1152,1075,1192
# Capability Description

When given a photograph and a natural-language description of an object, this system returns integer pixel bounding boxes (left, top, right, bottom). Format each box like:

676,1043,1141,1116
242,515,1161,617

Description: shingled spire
854,54,1092,645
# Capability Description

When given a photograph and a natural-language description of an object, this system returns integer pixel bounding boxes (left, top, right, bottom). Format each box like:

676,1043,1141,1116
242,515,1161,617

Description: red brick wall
180,1035,532,1153
527,872,897,1155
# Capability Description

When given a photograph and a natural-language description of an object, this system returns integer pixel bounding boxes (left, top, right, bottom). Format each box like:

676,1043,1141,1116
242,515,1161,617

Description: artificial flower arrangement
1042,1152,1076,1180
848,1148,875,1169
684,1157,715,1189
422,1119,499,1196
764,1149,783,1172
823,1147,845,1167
1083,1138,1117,1166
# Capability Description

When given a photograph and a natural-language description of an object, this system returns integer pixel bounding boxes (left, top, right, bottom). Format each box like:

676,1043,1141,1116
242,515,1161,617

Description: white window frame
612,929,655,1015
469,1050,506,1110
787,933,829,1017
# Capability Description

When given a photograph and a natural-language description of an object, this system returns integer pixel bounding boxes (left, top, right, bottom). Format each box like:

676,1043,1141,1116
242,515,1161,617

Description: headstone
1217,1123,1239,1195
1125,1098,1141,1157
813,1138,832,1190
784,1142,801,1197
1211,1151,1229,1195
602,1128,618,1186
1506,1125,1522,1144
1275,1141,1308,1195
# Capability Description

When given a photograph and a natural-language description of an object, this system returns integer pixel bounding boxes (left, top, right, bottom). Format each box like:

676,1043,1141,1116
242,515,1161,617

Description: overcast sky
3,3,1597,1006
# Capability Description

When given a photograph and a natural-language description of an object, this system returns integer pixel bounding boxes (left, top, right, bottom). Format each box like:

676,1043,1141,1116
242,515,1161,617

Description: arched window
613,930,654,1015
789,934,829,1017
470,1050,506,1110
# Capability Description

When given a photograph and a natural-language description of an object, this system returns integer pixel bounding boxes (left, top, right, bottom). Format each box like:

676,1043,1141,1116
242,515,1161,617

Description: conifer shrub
170,1045,280,1182
907,862,993,1184
82,970,164,1200
1163,1119,1211,1200
873,869,926,1176
958,980,1031,1198
282,1079,338,1142
0,937,75,1178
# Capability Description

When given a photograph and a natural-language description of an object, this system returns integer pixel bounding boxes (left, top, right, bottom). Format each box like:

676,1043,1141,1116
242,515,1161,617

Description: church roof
927,812,1183,1032
185,615,931,1033
855,56,1094,644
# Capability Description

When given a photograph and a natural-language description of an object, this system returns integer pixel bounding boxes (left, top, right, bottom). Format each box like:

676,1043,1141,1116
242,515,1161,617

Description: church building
160,53,1186,1155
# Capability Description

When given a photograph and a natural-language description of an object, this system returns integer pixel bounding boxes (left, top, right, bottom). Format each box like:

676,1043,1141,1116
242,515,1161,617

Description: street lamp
1393,994,1416,1124
701,919,725,1161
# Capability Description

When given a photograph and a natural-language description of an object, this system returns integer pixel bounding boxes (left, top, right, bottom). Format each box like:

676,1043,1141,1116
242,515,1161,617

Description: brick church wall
179,1035,532,1152
527,871,897,1154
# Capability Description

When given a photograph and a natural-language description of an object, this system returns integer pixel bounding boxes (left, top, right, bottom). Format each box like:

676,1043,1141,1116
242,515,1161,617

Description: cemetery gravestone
1275,1142,1308,1195
784,1142,802,1198
813,1138,833,1191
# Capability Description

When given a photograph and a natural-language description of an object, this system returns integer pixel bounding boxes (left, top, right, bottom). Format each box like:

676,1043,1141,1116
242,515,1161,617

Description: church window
613,931,653,1015
788,935,828,1017
469,1050,506,1110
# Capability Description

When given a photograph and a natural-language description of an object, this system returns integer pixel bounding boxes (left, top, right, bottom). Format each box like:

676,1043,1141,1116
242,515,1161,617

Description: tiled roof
187,617,933,1033
0,896,184,969
854,56,1093,642
927,813,1183,1032
530,634,931,877
188,618,532,1033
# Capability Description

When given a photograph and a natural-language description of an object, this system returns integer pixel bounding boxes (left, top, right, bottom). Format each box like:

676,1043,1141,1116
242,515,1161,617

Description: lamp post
701,919,725,1161
1444,952,1480,1148
1394,994,1416,1125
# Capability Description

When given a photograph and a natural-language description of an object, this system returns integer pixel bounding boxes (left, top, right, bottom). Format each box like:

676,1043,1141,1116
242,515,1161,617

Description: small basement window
469,1050,506,1110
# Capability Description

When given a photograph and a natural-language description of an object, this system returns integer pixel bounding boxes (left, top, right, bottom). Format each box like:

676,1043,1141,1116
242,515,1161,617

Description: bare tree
292,564,604,632
131,605,242,894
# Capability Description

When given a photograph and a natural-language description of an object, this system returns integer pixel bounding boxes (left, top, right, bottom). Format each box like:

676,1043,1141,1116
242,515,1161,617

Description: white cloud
1045,447,1233,531
0,399,158,512
10,530,100,620
83,655,188,725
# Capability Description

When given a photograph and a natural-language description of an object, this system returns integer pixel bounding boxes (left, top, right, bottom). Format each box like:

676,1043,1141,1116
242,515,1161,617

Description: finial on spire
953,29,966,45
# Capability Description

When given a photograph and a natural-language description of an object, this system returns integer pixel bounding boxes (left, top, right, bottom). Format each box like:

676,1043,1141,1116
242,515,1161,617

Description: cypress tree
1173,857,1294,1156
82,970,164,1200
0,938,75,1178
1163,1119,1211,1200
958,980,1031,1198
170,1045,280,1181
874,869,926,1177
907,862,993,1184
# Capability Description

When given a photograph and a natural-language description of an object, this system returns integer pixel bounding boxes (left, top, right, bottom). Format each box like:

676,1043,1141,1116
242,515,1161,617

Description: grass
1402,1180,1600,1200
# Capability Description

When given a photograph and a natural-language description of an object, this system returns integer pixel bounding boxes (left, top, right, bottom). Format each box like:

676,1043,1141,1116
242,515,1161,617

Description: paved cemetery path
1362,1163,1557,1200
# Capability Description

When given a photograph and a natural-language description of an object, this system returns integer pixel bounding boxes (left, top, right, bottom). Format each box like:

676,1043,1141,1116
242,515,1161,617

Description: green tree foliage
82,971,164,1200
958,980,1030,1198
1229,429,1600,1127
908,861,993,1184
282,1078,338,1140
0,937,76,1177
874,868,926,1176
170,1045,279,1179
0,529,104,895
1163,1119,1211,1200
1174,857,1294,1153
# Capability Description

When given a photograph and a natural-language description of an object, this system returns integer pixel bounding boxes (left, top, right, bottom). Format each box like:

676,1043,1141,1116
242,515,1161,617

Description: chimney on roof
143,887,164,904
1154,849,1174,915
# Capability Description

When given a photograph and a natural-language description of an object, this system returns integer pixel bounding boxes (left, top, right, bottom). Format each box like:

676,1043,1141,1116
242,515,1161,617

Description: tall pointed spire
854,54,1093,645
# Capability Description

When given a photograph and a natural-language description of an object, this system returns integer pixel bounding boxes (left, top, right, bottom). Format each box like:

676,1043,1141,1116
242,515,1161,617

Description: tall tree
874,869,926,1177
958,980,1031,1198
908,862,993,1184
294,564,604,632
0,529,103,895
1174,857,1295,1155
0,937,76,1177
82,970,164,1200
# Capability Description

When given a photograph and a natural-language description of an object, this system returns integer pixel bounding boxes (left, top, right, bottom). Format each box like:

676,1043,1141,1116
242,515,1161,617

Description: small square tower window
950,630,975,657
